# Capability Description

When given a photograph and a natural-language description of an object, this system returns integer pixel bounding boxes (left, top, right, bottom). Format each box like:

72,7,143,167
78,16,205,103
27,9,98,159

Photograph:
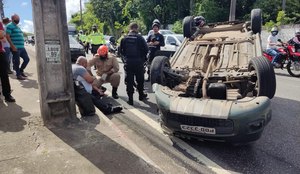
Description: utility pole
0,0,4,19
80,0,83,31
32,0,76,124
282,0,286,11
229,0,236,21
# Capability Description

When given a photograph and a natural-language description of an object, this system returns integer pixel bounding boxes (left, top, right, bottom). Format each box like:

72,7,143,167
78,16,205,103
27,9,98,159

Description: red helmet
97,45,108,56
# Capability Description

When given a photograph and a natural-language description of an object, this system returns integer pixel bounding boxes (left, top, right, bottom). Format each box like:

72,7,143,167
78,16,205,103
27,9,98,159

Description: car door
161,36,178,52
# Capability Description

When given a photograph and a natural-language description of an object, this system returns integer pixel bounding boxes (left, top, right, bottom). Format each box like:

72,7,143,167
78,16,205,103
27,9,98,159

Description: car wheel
183,16,195,38
248,57,276,99
251,9,262,34
150,56,170,85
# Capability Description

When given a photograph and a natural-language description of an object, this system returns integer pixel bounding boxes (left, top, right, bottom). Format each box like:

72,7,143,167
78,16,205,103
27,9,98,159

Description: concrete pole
282,0,286,11
229,0,236,21
31,0,76,124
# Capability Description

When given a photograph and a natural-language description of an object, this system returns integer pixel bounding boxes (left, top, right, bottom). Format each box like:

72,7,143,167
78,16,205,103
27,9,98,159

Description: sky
3,0,88,33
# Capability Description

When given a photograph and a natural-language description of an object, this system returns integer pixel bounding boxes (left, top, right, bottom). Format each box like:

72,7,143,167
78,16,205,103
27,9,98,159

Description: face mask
13,20,20,24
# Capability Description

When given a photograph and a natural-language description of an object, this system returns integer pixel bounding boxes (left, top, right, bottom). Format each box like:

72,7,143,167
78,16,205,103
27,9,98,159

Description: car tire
248,57,276,99
251,9,262,34
183,16,195,38
150,56,170,85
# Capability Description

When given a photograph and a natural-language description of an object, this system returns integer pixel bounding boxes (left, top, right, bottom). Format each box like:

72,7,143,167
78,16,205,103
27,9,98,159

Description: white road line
98,110,164,173
126,107,237,174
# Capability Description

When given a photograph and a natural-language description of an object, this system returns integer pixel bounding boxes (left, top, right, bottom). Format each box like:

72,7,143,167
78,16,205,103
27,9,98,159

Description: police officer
88,25,106,56
120,22,148,105
146,20,165,81
78,30,89,54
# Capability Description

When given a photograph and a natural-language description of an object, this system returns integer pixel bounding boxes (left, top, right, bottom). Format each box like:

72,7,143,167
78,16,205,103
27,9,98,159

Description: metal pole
282,0,286,11
32,0,76,124
80,0,83,31
229,0,236,21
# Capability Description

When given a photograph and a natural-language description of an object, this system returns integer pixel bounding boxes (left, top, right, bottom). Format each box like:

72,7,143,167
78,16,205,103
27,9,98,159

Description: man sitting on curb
72,56,123,115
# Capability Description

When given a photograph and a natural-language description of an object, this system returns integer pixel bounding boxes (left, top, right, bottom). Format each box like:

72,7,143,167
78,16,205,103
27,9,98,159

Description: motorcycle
263,39,300,77
108,37,118,55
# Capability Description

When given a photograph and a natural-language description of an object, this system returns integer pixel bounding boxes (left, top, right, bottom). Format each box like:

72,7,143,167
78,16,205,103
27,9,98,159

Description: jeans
4,47,12,70
266,48,280,64
12,47,30,76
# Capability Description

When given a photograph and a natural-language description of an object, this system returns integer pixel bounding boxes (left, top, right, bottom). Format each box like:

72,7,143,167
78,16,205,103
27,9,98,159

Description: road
27,45,300,174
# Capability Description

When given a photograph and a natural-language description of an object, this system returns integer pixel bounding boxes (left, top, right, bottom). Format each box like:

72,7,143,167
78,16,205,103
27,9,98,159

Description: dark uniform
146,32,165,63
120,31,148,104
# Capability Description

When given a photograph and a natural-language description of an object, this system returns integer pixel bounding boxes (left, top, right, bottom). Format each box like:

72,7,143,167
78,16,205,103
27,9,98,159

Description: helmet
97,45,108,56
92,25,97,30
152,22,160,28
271,27,278,36
152,19,161,25
295,31,300,37
194,16,206,27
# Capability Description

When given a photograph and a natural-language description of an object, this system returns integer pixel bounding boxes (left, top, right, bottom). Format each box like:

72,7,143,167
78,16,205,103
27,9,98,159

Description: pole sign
45,40,61,64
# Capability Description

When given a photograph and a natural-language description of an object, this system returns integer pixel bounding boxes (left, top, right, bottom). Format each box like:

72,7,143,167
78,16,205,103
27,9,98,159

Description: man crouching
87,45,120,99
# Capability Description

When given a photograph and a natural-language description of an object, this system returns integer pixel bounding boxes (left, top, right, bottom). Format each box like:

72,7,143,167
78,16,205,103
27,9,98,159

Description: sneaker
21,72,28,77
112,93,119,99
5,95,16,102
17,75,26,80
139,93,148,101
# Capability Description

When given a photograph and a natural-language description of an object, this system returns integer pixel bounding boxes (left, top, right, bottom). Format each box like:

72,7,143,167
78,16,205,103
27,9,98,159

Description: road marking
126,107,236,174
98,110,164,173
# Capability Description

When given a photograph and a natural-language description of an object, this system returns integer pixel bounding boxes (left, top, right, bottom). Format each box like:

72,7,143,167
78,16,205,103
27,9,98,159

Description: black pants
91,90,112,114
0,52,12,97
91,44,102,55
124,63,144,95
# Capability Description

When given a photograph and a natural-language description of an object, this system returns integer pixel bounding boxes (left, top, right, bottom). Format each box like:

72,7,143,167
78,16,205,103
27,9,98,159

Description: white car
160,34,184,53
147,29,175,36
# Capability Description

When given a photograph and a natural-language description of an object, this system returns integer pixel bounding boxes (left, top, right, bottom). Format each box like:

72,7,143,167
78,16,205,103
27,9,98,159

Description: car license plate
180,125,216,135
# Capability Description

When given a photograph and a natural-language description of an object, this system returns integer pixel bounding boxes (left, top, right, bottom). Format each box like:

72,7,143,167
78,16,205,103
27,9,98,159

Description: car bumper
153,84,272,143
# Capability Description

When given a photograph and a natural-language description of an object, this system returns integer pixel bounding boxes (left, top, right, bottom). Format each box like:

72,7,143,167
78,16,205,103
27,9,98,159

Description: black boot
112,87,119,99
127,95,133,105
139,91,148,101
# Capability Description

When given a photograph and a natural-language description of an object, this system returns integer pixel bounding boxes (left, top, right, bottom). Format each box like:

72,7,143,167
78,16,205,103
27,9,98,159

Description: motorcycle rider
288,31,300,53
266,27,282,68
88,24,106,56
120,22,148,105
146,20,165,81
191,16,206,40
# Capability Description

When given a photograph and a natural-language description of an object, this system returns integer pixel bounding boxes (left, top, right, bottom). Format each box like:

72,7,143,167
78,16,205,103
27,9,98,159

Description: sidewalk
0,46,162,174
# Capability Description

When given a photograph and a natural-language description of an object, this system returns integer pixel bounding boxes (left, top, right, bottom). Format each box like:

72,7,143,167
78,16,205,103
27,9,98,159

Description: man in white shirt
266,27,282,68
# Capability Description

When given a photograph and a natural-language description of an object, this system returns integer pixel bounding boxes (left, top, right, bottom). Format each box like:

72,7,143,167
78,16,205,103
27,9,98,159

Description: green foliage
172,20,183,34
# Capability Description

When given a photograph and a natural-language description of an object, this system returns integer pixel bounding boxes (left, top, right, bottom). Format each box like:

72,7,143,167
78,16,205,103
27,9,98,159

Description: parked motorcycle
108,37,118,55
263,39,300,77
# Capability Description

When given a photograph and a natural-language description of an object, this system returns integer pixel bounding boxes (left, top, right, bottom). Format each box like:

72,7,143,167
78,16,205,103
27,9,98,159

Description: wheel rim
289,61,300,76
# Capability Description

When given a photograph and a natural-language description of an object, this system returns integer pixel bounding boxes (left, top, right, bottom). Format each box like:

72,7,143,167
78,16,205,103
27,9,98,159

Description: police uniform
88,31,106,55
120,31,148,104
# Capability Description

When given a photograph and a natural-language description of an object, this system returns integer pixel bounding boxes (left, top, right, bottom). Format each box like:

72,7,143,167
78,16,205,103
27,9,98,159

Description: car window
166,36,176,45
175,35,184,43
69,35,79,44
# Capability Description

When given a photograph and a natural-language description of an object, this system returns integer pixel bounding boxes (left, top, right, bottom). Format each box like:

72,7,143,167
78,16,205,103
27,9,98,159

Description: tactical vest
123,34,142,63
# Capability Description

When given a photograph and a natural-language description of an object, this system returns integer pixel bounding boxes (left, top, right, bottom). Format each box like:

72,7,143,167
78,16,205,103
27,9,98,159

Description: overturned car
150,9,275,143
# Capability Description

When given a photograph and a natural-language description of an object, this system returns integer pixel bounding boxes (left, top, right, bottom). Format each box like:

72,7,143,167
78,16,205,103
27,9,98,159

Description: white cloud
21,2,28,6
20,20,34,33
65,0,88,22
